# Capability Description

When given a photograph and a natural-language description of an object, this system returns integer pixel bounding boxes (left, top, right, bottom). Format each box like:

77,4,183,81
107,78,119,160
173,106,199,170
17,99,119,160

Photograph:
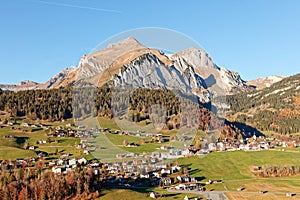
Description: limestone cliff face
171,48,248,95
0,37,250,100
113,53,191,92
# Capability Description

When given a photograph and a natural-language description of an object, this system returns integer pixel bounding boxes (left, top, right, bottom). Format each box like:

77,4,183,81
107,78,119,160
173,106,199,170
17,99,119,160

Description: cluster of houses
190,134,300,155
0,158,36,171
51,155,88,174
47,125,97,138
2,119,300,199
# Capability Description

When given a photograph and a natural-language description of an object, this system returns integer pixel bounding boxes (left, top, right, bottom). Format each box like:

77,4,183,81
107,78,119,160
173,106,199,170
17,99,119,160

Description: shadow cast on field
224,119,264,138
15,136,29,145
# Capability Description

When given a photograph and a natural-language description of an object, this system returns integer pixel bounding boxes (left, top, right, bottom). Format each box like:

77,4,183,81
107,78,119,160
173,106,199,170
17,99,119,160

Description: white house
68,158,76,166
52,167,62,174
78,157,87,165
149,192,161,199
83,149,90,155
29,146,35,150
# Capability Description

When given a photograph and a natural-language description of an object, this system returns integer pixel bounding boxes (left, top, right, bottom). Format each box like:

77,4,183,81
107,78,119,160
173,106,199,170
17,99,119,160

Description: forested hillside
227,73,300,134
0,86,245,138
0,85,210,128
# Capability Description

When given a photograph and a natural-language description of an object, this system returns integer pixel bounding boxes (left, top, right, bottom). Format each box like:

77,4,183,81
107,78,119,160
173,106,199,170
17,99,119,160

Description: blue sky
0,0,300,84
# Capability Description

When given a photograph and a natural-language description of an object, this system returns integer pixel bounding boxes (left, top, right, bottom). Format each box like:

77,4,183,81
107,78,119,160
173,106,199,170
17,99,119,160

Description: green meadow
178,150,300,193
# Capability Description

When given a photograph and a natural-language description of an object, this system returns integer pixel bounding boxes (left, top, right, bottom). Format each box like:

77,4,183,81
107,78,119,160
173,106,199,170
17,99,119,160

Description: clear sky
1,0,300,84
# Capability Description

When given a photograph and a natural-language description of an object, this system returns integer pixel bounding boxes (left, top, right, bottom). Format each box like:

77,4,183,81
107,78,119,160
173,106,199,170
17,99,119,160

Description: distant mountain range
246,75,284,90
0,37,251,101
0,37,295,102
0,37,299,135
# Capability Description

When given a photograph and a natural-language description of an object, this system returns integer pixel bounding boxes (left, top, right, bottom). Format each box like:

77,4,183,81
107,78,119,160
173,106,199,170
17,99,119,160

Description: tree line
257,164,300,178
0,165,100,200
0,85,244,139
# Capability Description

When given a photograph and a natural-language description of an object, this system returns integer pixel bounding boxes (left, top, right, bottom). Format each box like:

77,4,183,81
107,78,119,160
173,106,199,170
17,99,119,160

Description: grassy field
98,117,121,130
0,123,82,160
98,188,205,200
177,150,300,199
105,134,162,153
225,192,299,200
0,146,36,160
178,150,300,181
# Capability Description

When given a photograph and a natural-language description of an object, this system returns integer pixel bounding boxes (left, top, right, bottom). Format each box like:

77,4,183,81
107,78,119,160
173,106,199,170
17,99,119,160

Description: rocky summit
1,37,250,101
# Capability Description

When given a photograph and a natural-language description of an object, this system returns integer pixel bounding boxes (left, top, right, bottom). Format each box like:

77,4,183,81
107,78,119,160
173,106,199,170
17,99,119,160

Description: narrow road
168,189,300,200
167,189,228,200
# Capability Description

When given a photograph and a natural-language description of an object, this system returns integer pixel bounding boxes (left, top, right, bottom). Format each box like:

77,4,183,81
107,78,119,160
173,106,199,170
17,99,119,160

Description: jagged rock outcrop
171,48,248,95
246,75,284,90
0,80,39,91
0,37,250,100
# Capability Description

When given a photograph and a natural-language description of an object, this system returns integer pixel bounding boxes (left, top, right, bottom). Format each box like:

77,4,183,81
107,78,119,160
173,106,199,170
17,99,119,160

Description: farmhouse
149,192,161,198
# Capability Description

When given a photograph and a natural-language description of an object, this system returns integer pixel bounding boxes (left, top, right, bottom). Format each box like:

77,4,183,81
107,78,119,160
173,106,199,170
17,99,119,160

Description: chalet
16,158,25,167
83,149,90,155
160,177,172,186
60,154,70,159
78,157,87,165
68,158,77,166
29,146,36,150
66,123,72,127
160,145,172,150
161,168,172,175
175,182,200,190
177,175,196,183
52,167,62,174
7,122,14,126
38,123,43,127
172,165,181,173
48,161,56,166
67,128,76,135
140,173,150,178
3,135,14,138
208,143,216,151
146,133,154,137
286,193,295,197
217,142,225,151
38,152,48,157
38,140,47,144
57,159,64,166
22,123,29,127
149,192,161,199
126,143,138,147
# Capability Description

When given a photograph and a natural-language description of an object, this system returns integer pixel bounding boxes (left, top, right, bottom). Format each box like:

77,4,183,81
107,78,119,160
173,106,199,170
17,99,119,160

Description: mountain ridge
227,73,300,134
0,37,265,98
246,75,284,90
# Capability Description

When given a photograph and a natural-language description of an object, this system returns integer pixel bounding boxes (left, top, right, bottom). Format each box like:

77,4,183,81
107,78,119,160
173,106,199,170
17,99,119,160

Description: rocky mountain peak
108,37,142,49
172,47,218,70
0,37,252,98
246,75,285,90
17,80,38,86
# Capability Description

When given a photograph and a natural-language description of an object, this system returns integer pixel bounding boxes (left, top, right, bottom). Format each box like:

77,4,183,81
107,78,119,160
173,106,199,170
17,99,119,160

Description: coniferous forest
227,73,300,134
1,73,299,136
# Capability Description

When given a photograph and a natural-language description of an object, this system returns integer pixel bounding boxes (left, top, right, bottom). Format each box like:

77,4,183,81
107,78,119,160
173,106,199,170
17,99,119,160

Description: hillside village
1,118,300,198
